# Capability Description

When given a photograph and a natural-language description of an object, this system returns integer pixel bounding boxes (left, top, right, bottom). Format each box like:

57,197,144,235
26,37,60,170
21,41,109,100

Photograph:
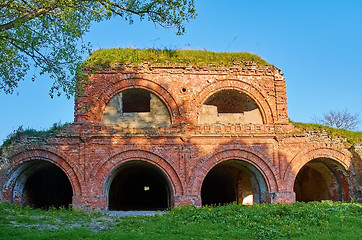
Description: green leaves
0,38,28,93
1,1,93,98
0,0,196,97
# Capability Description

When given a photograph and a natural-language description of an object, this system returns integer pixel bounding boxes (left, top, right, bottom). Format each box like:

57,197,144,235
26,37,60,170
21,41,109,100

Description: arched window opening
14,161,73,209
102,88,171,128
294,158,349,202
108,161,172,211
201,160,267,206
199,90,263,124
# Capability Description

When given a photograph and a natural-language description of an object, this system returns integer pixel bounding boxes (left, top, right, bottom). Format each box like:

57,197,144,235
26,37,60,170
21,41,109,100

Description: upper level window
199,90,263,124
122,89,151,113
204,90,258,113
101,88,171,128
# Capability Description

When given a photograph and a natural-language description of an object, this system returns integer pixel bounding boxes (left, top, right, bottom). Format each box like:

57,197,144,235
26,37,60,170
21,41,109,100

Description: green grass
291,121,362,144
83,48,270,70
0,201,361,239
0,122,69,148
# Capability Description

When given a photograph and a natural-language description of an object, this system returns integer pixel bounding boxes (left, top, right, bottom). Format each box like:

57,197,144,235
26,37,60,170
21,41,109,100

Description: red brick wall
1,64,358,210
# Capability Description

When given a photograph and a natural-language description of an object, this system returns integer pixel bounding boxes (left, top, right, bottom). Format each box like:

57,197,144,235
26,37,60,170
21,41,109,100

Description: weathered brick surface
1,64,360,210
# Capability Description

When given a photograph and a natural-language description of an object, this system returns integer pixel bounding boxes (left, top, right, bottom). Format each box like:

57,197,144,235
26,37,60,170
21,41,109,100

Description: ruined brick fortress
1,49,361,210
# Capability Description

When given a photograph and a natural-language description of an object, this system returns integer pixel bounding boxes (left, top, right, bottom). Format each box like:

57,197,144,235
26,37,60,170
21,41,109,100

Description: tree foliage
313,109,360,131
0,0,196,98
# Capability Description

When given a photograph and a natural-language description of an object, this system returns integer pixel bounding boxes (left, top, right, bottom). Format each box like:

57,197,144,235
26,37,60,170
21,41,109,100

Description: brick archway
76,76,181,123
195,79,275,124
188,149,278,197
89,149,183,210
283,147,353,200
2,147,81,205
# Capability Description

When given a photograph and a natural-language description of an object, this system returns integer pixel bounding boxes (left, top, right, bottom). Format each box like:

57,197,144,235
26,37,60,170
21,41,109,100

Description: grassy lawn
0,201,361,239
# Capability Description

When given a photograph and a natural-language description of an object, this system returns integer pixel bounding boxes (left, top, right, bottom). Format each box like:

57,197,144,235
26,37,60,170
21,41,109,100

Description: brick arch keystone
282,147,352,191
195,79,275,124
90,149,183,198
81,77,181,123
3,146,81,201
188,149,278,195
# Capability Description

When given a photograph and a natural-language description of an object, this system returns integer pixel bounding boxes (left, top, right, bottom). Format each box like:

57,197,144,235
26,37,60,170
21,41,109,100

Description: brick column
72,194,108,211
269,191,296,204
174,195,202,207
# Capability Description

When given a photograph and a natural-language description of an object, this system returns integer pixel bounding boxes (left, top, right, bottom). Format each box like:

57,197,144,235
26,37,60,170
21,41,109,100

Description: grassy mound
83,48,270,70
0,122,69,148
291,121,362,144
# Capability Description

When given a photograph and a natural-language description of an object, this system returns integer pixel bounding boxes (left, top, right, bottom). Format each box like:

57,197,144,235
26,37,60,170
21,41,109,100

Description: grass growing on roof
0,122,69,148
83,48,270,70
291,121,362,144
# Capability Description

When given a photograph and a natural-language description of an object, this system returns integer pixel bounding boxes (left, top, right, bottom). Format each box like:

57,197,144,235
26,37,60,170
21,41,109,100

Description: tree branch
0,7,51,31
97,0,161,19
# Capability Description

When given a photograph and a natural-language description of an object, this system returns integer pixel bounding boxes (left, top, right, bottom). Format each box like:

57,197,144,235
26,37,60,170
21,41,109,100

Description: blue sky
1,0,361,143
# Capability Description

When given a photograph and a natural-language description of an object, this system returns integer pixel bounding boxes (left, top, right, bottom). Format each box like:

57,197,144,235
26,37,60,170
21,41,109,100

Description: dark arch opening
108,161,172,211
201,167,236,206
294,158,348,202
201,160,268,206
17,161,73,209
